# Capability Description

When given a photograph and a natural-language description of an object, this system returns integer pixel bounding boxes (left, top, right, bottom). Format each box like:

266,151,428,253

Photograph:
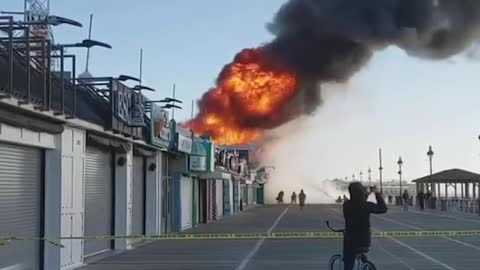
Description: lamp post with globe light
427,145,434,196
398,157,403,201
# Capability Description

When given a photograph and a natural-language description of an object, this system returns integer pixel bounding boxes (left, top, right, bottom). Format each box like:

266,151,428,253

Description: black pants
343,239,369,270
343,249,356,270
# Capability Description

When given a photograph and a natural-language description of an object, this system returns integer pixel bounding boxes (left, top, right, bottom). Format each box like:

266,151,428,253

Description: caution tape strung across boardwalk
2,230,480,247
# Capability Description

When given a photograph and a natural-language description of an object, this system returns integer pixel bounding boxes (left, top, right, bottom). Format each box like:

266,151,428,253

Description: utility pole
171,83,176,121
368,167,372,186
85,14,93,73
190,100,194,119
139,48,143,84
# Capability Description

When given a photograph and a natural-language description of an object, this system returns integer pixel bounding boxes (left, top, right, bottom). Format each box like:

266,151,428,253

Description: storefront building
0,26,165,270
149,104,175,234
169,122,194,232
215,145,257,212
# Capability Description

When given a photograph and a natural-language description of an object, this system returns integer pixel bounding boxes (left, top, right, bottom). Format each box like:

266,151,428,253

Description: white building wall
145,155,160,235
155,152,163,234
58,127,86,270
125,148,134,248
114,146,134,250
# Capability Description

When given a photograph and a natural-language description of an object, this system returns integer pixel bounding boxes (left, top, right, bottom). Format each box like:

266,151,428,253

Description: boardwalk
80,205,480,270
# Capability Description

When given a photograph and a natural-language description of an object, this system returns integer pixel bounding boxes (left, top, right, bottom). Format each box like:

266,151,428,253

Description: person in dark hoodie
343,183,388,270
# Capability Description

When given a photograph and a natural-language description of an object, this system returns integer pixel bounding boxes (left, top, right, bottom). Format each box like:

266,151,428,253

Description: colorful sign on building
189,137,208,172
172,123,193,154
150,104,171,148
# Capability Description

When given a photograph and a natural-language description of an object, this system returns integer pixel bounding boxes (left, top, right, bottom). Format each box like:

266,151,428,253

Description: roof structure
412,169,480,184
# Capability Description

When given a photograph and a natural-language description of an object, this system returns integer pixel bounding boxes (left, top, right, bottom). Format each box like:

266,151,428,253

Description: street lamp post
360,170,363,183
368,168,372,186
51,39,111,115
398,157,403,202
478,136,480,216
379,149,383,194
427,145,434,196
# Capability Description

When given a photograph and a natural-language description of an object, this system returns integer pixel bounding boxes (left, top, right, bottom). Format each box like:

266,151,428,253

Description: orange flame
185,48,298,145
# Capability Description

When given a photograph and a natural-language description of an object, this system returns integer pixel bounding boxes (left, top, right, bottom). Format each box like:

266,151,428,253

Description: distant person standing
276,191,284,204
417,190,425,210
402,190,409,211
291,192,297,204
425,190,432,209
299,190,306,210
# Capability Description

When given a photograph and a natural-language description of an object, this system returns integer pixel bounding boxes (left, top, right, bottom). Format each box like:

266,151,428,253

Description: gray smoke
263,0,480,118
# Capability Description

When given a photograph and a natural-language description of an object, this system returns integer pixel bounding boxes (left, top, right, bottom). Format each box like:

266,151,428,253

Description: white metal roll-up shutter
181,177,193,230
216,180,223,219
85,146,113,257
0,143,42,270
248,185,253,205
132,156,145,239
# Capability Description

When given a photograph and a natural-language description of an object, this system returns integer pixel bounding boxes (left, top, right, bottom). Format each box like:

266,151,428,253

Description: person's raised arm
367,192,388,214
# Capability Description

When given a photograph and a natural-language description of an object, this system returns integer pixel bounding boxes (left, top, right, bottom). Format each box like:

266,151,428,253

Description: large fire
184,48,298,145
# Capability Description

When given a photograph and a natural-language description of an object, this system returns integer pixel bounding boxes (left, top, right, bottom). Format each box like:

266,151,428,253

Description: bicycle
326,221,377,270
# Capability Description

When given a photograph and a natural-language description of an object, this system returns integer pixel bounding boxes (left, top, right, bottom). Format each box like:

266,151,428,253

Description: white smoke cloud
260,80,372,204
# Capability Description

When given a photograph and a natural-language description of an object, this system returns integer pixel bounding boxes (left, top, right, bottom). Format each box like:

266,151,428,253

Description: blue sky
5,0,480,181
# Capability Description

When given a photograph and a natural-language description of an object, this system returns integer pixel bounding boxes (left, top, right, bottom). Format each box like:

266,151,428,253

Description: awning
0,105,64,134
133,145,157,157
87,133,131,153
199,171,231,180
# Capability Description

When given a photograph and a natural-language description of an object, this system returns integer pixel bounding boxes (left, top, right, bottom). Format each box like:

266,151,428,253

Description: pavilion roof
412,169,480,184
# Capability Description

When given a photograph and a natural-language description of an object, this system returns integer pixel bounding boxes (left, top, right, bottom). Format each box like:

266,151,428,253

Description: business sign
150,105,171,147
215,148,250,176
130,92,145,126
177,134,192,154
189,156,207,171
113,81,146,127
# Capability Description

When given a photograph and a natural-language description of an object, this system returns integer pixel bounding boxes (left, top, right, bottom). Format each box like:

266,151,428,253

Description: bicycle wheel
361,260,377,270
328,254,343,270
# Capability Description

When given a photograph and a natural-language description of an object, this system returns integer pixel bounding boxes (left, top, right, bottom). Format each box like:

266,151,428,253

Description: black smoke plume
266,0,480,117
188,0,480,143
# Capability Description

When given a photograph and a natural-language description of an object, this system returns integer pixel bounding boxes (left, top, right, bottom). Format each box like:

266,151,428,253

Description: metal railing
445,198,479,215
0,16,77,117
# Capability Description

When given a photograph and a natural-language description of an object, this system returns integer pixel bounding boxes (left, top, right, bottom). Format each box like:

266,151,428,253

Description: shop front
149,104,173,234
189,137,208,225
84,133,132,258
131,146,157,245
169,123,194,232
200,171,232,219
233,177,241,213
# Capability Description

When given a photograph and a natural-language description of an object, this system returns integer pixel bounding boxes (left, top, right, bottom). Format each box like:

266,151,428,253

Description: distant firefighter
276,191,284,204
291,192,297,204
299,190,306,210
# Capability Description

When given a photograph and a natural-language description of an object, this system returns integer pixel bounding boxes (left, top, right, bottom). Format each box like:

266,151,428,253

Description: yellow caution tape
2,230,480,246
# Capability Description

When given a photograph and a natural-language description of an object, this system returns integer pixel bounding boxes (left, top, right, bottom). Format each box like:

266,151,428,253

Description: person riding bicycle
343,183,387,270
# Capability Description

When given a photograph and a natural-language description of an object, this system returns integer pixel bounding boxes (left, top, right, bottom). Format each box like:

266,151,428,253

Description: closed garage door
132,156,145,240
0,142,42,270
85,146,113,257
